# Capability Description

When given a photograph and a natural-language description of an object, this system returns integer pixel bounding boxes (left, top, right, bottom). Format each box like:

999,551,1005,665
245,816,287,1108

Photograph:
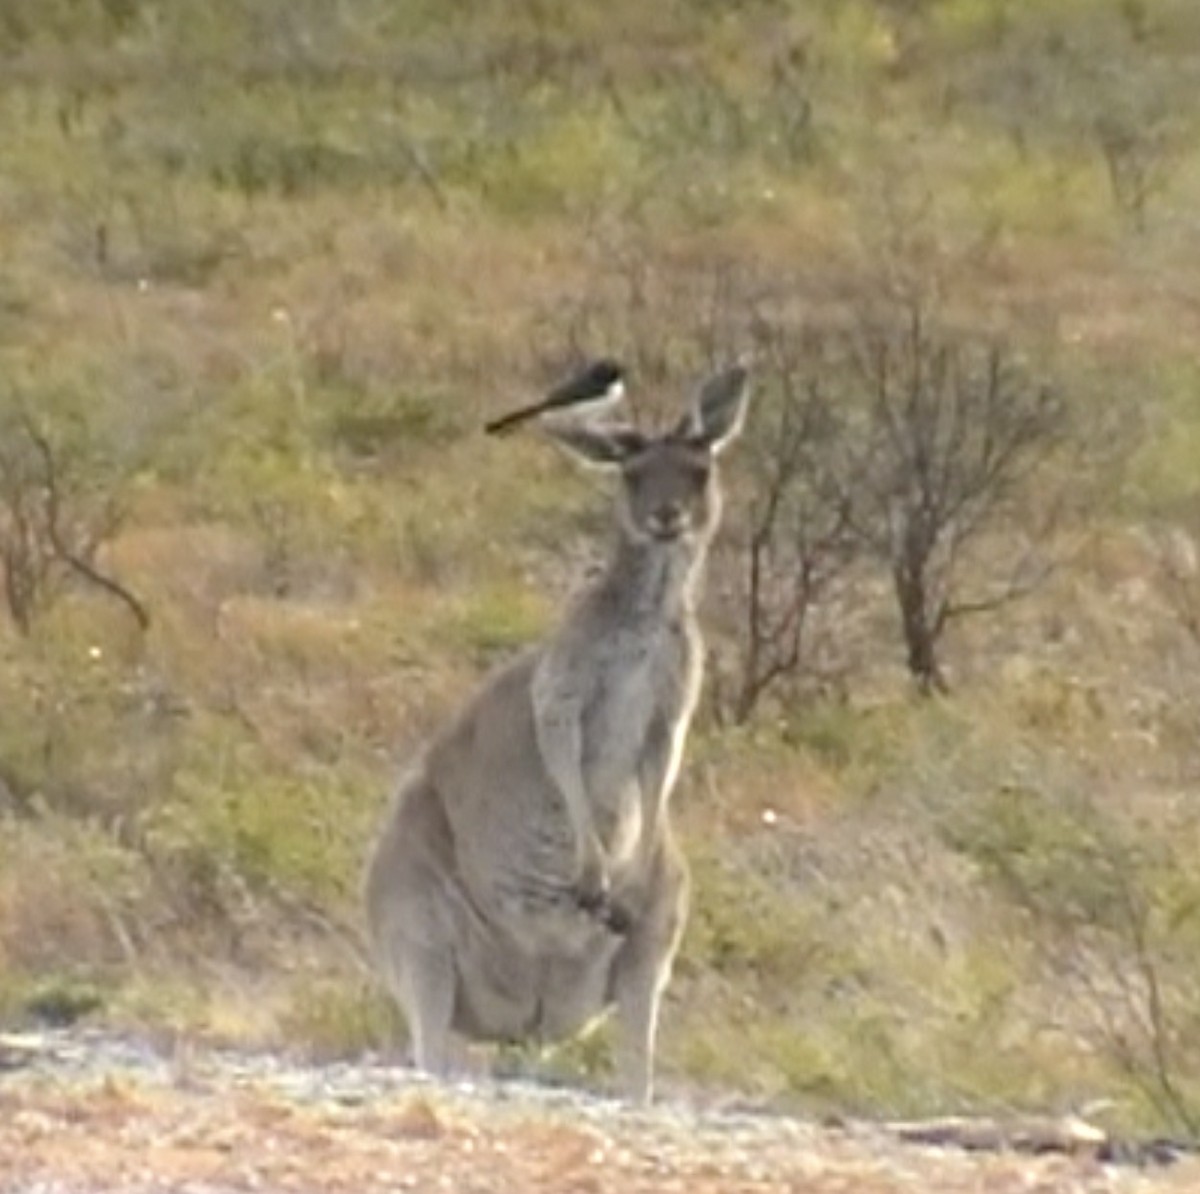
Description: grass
1,0,1200,1139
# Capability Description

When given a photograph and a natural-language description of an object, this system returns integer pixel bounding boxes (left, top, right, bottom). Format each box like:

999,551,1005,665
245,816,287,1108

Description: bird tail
483,401,548,435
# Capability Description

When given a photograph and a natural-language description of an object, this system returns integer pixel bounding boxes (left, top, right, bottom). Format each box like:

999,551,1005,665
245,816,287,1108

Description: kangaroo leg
610,845,689,1104
364,784,460,1078
612,959,662,1104
399,938,456,1076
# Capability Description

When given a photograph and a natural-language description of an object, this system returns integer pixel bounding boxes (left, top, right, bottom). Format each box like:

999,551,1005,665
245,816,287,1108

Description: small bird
484,358,626,435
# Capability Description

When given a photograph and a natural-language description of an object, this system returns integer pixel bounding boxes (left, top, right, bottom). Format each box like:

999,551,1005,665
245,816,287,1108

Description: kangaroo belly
452,919,623,1043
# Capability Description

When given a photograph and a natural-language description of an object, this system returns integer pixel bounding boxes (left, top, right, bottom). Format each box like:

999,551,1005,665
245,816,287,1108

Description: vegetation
2,0,1200,1139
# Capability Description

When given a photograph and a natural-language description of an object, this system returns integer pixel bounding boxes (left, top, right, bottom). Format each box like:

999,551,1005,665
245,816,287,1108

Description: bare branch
819,293,1070,692
21,416,151,631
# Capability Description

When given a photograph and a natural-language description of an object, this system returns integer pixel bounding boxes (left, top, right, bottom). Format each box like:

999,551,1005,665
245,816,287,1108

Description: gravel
1,1029,1196,1194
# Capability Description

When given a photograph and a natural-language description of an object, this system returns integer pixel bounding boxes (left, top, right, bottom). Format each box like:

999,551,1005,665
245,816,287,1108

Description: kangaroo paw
573,878,609,914
572,868,631,935
600,900,632,935
572,886,631,935
574,844,610,914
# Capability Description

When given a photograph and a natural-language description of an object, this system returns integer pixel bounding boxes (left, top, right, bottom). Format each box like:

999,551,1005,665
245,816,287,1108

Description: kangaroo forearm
552,767,599,857
532,700,602,864
530,645,617,876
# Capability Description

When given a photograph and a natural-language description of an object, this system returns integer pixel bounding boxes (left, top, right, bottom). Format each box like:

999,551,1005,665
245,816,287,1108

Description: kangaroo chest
579,619,697,799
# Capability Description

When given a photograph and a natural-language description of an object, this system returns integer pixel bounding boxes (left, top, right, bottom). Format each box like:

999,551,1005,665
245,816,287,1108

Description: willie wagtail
484,358,626,435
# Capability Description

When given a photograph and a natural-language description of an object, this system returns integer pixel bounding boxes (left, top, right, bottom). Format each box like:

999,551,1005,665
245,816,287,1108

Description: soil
1,1030,1196,1193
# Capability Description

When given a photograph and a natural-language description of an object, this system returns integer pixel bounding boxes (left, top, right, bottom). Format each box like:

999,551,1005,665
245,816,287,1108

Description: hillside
1,0,1200,1143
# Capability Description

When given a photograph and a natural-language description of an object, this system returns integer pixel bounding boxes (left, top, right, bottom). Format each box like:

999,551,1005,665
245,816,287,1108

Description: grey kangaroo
364,364,750,1103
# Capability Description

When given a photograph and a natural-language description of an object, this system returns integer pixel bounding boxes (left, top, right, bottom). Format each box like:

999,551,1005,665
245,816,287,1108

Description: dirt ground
1,1033,1197,1193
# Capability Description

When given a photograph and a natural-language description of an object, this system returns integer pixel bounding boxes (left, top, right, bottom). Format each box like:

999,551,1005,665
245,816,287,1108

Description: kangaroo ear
677,364,751,453
542,422,647,469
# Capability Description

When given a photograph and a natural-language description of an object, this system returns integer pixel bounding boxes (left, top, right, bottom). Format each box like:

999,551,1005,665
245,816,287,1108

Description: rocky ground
1,1030,1197,1193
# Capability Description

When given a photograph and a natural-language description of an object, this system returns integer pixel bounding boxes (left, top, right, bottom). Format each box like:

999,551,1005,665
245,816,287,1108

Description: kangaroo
364,364,750,1103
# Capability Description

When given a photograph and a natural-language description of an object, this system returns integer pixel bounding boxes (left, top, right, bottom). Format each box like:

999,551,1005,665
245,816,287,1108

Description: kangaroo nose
649,503,686,538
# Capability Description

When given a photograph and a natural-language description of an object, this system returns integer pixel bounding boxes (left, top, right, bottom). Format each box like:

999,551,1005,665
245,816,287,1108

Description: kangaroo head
544,364,750,546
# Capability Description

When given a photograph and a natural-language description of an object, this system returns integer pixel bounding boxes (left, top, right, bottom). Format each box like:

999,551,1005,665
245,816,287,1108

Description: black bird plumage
485,359,626,436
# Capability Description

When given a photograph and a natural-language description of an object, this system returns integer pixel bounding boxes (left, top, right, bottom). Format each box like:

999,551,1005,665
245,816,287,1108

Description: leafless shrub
829,295,1069,693
0,403,149,634
723,276,1074,701
712,319,860,724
